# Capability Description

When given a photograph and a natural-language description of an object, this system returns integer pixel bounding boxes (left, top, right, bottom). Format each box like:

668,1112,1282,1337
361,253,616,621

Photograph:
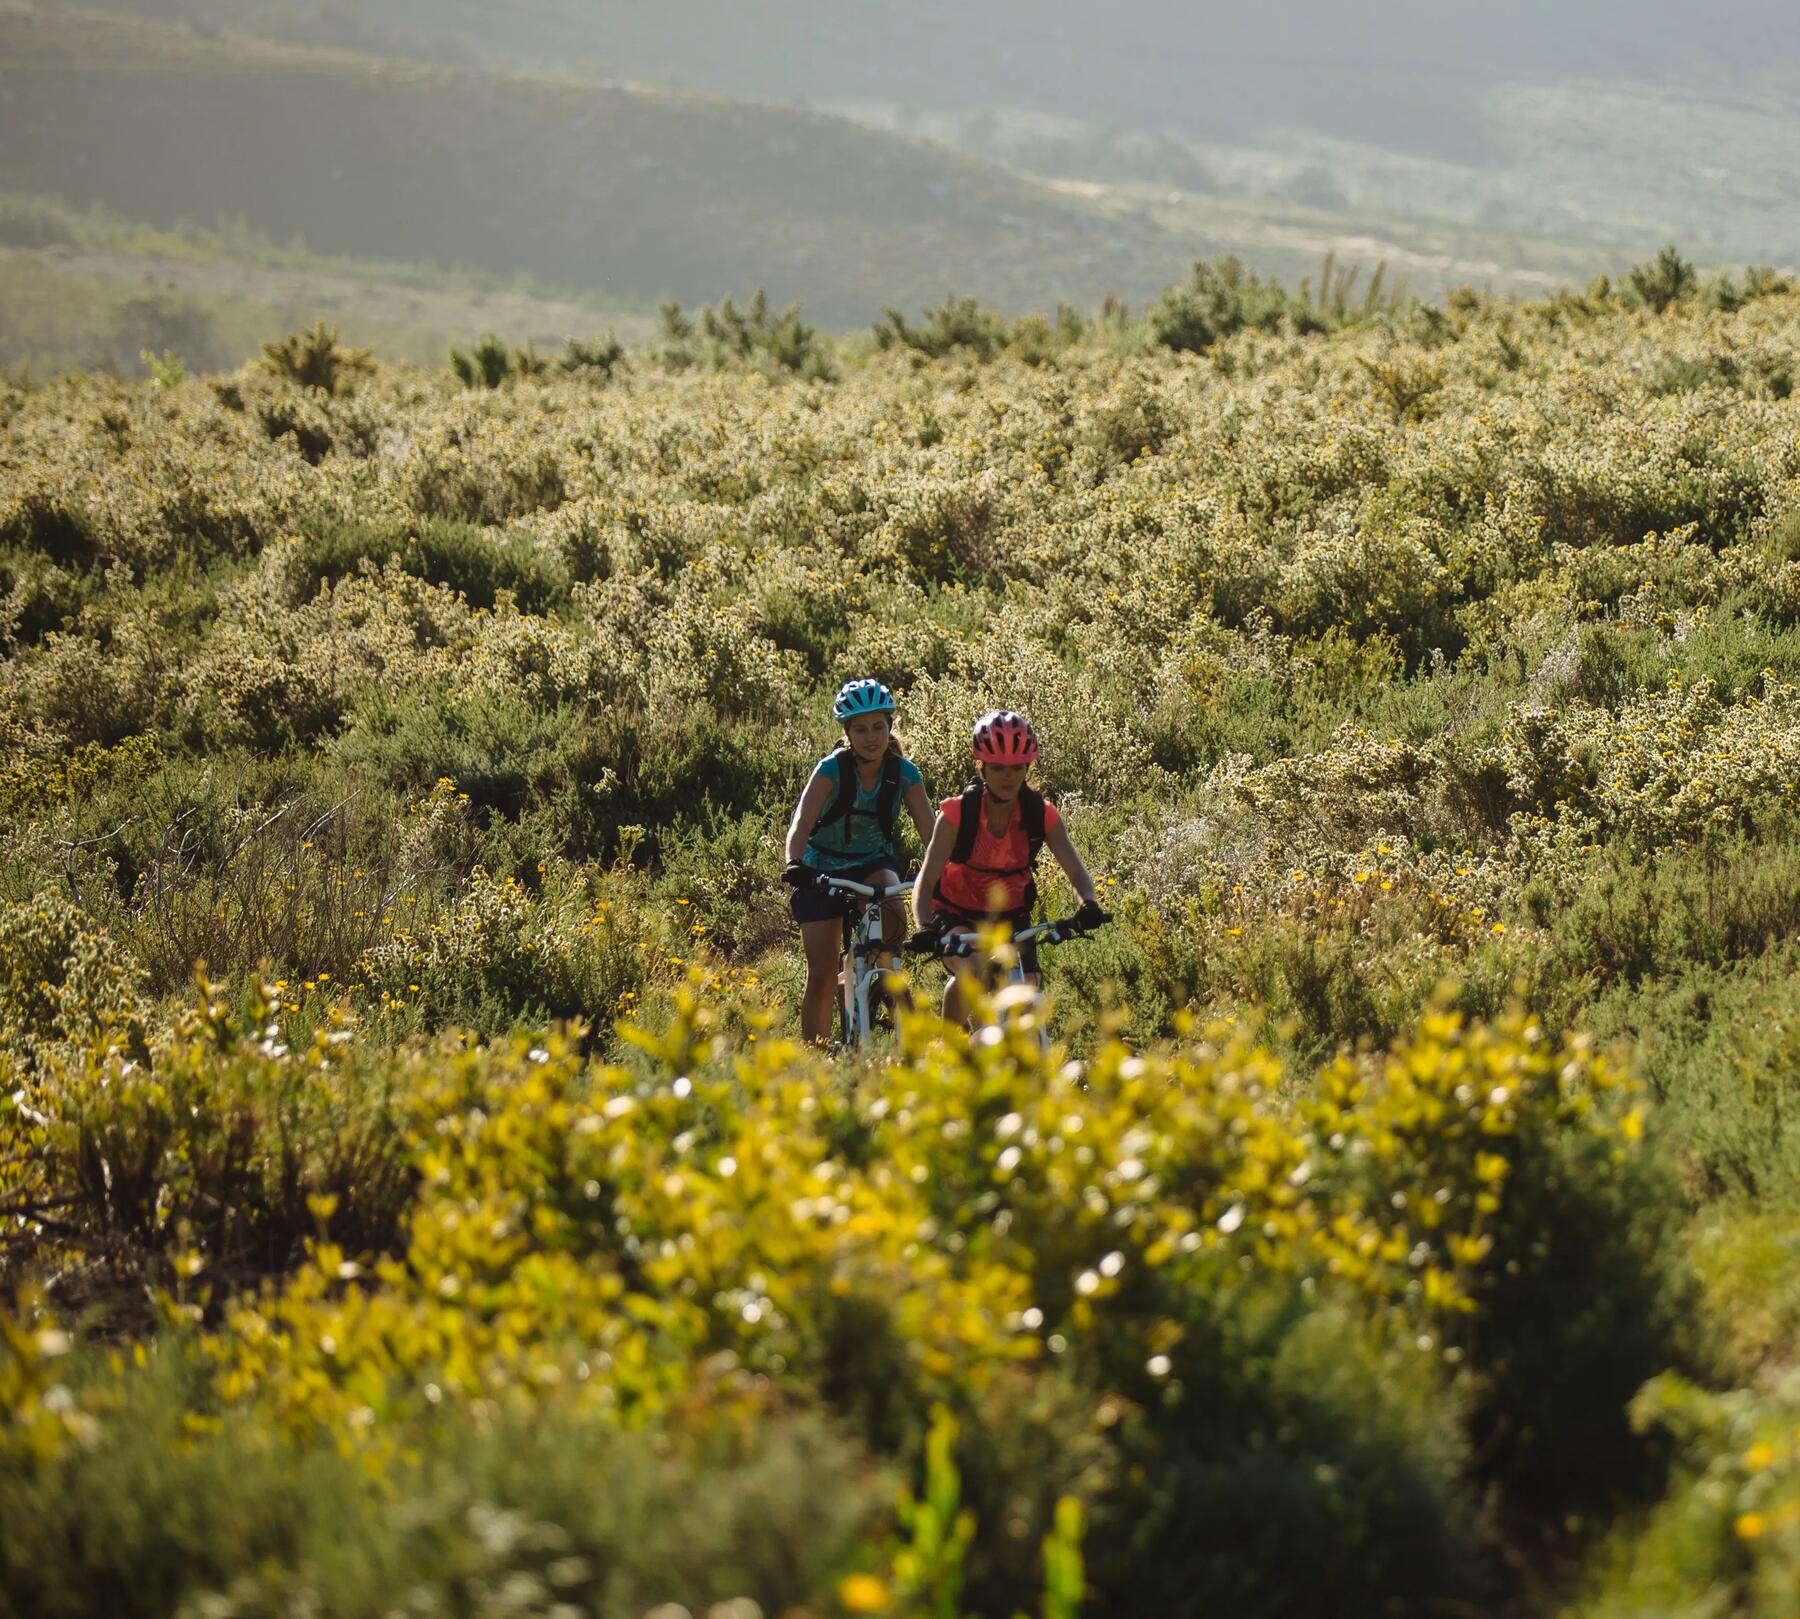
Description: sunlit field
7,258,1800,1616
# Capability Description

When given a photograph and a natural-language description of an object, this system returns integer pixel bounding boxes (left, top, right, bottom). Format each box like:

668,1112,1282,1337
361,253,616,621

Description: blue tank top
803,751,924,871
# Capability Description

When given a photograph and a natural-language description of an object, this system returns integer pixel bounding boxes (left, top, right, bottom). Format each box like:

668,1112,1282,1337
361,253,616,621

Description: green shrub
257,321,374,396
449,333,512,389
330,684,574,815
874,295,1016,361
358,864,660,1037
657,292,835,379
0,893,148,1079
0,484,100,568
0,547,93,650
1570,1374,1800,1619
1625,245,1699,313
0,1344,881,1619
120,777,416,992
654,809,788,963
1089,1300,1489,1619
560,331,626,378
287,517,572,614
7,977,412,1296
1147,256,1296,352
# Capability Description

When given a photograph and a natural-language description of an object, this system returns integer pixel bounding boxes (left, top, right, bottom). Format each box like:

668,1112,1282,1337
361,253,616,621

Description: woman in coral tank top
912,710,1104,1024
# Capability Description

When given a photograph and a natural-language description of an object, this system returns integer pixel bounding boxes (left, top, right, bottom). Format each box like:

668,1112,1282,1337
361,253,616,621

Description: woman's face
980,759,1031,801
845,712,892,760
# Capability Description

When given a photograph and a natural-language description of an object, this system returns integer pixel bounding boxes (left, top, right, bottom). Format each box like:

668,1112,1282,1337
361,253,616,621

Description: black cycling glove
1072,899,1111,931
781,861,819,890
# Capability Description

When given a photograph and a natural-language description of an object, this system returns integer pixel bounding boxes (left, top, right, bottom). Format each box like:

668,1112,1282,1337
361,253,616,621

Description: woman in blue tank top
781,679,934,1046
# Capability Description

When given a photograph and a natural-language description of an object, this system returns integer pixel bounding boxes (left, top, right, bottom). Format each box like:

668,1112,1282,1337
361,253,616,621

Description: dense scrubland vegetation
7,249,1800,1616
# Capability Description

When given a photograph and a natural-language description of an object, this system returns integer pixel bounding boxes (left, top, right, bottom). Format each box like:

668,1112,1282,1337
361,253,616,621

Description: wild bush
1571,1373,1800,1619
258,320,375,396
448,333,513,389
1625,245,1700,314
357,864,664,1036
121,779,418,993
657,292,835,380
282,515,572,614
875,295,1017,362
90,990,1665,1612
0,1342,881,1619
559,330,626,378
1147,256,1298,352
3,974,411,1300
0,893,148,1080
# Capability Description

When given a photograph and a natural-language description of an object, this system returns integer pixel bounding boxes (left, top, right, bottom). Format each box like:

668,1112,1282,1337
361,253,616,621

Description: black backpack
809,746,903,851
947,782,1047,901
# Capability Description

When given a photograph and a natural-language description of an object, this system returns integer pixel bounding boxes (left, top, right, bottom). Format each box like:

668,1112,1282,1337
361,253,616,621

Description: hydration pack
947,782,1047,882
810,746,903,849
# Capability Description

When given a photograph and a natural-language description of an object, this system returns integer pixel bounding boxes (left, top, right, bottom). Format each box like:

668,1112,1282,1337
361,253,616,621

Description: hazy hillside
0,4,1214,326
36,0,1800,306
837,87,1800,269
0,197,658,377
84,0,1798,157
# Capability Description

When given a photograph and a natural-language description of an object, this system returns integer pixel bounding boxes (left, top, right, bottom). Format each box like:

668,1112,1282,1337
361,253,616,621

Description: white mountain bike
816,873,914,1049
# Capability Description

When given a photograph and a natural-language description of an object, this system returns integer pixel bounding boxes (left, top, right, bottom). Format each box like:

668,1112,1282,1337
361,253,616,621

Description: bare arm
1044,818,1099,907
912,813,956,928
784,771,834,865
902,780,935,853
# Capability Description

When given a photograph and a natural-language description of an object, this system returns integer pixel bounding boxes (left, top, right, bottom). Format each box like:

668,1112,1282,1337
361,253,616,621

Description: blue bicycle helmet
833,678,896,723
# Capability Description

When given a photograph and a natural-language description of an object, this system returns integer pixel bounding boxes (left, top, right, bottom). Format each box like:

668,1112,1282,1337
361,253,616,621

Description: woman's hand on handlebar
903,920,946,955
1071,898,1110,931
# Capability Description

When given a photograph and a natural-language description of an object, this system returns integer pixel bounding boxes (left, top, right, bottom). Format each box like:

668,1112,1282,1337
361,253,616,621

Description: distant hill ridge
0,3,1210,325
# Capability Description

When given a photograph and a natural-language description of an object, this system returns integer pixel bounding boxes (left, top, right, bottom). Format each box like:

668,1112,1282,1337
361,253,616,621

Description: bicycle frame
816,874,914,1049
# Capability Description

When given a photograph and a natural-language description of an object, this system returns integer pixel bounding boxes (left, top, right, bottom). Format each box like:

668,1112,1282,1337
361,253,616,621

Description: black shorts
934,898,1040,976
791,860,899,927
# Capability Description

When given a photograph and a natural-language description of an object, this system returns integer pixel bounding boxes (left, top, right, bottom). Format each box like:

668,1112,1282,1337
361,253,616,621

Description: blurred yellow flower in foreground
838,1572,890,1612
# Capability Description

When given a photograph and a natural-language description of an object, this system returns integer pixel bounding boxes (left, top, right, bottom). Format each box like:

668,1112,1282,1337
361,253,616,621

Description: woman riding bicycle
782,679,935,1047
912,710,1105,1025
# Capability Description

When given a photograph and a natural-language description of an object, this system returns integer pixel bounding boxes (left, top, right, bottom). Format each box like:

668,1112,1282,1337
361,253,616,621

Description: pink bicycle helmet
972,709,1039,763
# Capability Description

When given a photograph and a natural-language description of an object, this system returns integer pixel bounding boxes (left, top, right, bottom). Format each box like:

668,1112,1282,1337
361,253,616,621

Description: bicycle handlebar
903,911,1111,958
817,875,915,901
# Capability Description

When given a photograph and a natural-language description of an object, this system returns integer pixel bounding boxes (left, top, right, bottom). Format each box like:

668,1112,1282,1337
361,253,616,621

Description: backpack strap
875,750,902,835
811,748,905,843
811,745,859,834
948,783,984,865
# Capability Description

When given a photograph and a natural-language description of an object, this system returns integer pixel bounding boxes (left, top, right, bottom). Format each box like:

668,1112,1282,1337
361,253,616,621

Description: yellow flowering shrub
1574,1374,1800,1619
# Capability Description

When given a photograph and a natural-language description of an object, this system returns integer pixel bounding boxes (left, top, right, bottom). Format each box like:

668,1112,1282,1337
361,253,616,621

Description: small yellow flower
838,1573,890,1613
1746,1442,1777,1471
1736,1511,1769,1540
